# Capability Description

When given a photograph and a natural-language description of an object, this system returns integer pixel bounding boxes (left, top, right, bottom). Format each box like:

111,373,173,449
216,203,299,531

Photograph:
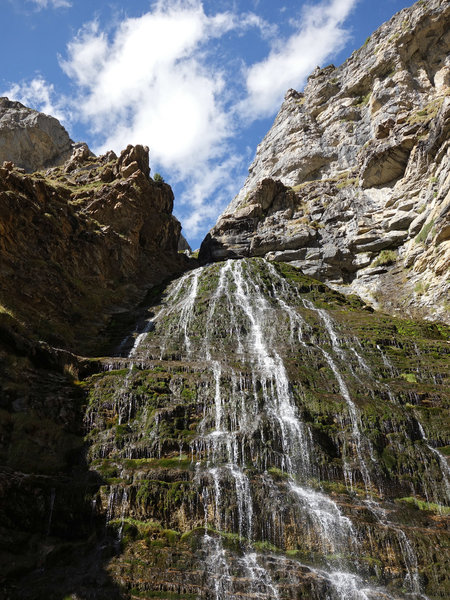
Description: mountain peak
200,0,450,324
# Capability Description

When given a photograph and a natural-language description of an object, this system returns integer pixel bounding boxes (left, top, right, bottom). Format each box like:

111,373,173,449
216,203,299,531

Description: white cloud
3,77,70,124
29,0,71,8
241,0,358,118
180,154,246,238
60,2,236,172
5,0,358,242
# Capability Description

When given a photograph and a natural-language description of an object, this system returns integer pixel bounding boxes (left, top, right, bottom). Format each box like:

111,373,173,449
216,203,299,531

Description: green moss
131,592,197,599
336,177,359,189
253,540,279,553
268,467,289,480
396,497,450,515
181,386,196,402
381,446,397,472
401,373,417,384
356,93,371,107
124,456,192,470
407,98,444,126
372,250,397,267
415,219,435,244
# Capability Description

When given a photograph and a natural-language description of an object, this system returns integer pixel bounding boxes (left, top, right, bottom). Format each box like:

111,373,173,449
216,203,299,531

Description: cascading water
86,257,449,599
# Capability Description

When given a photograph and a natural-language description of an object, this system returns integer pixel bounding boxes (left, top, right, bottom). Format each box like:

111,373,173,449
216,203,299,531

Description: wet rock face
30,258,446,600
0,143,188,354
200,0,450,324
0,97,76,172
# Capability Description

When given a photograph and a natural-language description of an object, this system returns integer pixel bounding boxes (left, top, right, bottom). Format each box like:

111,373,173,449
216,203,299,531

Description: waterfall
86,257,448,599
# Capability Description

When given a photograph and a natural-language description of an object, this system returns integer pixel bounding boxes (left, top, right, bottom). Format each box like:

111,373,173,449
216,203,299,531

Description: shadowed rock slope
0,141,191,599
0,143,189,355
200,0,450,324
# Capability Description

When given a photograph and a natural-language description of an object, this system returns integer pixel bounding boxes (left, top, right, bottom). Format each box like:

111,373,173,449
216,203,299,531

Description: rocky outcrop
178,233,192,252
0,143,190,354
0,141,192,598
0,97,82,172
200,0,450,323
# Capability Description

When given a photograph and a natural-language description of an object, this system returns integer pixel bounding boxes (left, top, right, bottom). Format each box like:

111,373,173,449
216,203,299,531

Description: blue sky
2,0,413,249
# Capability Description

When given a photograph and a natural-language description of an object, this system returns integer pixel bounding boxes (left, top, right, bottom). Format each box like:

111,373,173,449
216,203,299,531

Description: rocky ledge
0,143,190,355
200,0,450,323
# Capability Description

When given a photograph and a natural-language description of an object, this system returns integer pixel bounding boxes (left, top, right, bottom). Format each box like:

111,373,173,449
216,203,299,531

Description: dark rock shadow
0,333,126,600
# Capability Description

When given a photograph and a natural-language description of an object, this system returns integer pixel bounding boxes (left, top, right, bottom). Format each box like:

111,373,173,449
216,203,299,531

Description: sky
2,0,414,249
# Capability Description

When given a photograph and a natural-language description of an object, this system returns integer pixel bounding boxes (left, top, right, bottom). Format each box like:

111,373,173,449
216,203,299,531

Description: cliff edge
200,0,450,323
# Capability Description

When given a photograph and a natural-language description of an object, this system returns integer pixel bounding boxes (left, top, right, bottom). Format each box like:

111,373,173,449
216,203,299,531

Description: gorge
0,1,449,599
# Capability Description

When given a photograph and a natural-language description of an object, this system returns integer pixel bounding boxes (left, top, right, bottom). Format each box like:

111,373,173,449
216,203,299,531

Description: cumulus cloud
60,2,237,171
241,0,358,118
58,0,266,238
180,153,246,236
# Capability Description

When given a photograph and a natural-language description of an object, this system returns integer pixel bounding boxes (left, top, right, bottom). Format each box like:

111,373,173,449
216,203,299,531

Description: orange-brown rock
0,144,190,354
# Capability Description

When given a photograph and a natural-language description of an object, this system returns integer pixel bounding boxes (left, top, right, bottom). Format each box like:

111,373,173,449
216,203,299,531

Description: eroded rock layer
200,0,450,323
0,143,191,600
0,143,189,355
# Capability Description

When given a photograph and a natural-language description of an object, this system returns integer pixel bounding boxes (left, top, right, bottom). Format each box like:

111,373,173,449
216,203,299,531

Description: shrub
372,250,397,267
415,219,434,244
153,172,164,183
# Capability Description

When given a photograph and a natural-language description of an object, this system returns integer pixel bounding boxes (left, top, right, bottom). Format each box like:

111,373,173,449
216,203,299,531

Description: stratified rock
0,97,81,172
0,143,189,354
200,0,450,323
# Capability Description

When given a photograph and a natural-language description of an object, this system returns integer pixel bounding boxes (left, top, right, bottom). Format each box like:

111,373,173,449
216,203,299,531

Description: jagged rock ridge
200,0,450,324
0,142,189,354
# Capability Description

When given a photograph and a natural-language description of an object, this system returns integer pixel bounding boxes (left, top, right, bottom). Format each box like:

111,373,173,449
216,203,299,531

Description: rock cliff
0,98,78,172
200,0,450,324
0,143,189,355
0,138,192,599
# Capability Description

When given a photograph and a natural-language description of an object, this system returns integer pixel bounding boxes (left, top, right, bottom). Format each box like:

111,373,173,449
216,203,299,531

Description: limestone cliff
0,140,191,599
0,97,79,172
200,0,450,323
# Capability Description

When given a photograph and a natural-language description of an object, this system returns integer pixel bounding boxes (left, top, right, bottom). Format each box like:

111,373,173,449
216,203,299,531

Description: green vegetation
400,372,417,384
388,32,401,43
356,93,371,108
153,172,165,183
268,467,289,480
336,176,359,189
407,97,444,125
396,497,450,515
372,250,397,267
414,281,430,296
415,219,435,244
131,591,197,599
